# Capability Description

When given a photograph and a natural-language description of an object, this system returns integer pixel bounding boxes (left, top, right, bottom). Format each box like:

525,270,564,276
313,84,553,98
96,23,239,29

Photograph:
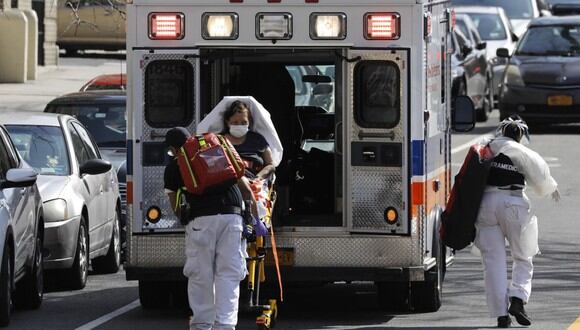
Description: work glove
551,189,561,203
242,224,256,242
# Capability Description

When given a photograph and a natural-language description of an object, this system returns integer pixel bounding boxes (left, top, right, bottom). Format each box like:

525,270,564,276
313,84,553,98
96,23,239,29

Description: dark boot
497,315,512,328
508,297,532,326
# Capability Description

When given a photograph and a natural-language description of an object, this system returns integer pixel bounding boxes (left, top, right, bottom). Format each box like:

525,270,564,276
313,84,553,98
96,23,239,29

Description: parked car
0,125,43,327
57,0,126,54
454,6,519,104
44,91,127,260
496,16,580,126
451,17,493,121
453,0,551,38
2,113,122,290
79,73,126,91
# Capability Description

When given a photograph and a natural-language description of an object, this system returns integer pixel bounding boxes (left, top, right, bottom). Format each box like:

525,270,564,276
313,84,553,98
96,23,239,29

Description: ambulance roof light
310,13,346,40
149,13,185,40
364,13,400,40
202,13,239,40
256,13,292,40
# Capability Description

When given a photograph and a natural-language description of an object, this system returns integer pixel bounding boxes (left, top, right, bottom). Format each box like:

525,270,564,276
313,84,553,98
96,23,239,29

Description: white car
453,0,551,38
0,125,43,327
454,6,519,102
2,113,121,290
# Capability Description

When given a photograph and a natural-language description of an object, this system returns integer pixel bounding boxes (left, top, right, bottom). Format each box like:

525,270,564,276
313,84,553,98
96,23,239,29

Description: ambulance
124,0,476,313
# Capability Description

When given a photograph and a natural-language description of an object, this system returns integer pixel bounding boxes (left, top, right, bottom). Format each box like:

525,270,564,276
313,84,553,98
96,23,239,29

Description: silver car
0,125,43,327
1,113,121,290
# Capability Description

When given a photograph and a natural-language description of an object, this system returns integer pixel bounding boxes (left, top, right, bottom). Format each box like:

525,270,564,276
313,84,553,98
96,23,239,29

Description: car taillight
364,13,400,40
149,13,185,40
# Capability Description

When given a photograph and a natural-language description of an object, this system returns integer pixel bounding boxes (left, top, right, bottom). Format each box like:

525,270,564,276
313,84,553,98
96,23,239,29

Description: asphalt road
5,112,578,330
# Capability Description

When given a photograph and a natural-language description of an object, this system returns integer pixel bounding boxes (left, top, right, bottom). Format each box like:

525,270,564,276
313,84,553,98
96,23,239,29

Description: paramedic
475,116,560,328
222,100,275,179
163,127,251,330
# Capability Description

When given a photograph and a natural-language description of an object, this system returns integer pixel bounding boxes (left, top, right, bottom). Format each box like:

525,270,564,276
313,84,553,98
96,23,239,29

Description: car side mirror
511,33,519,42
461,45,473,57
476,42,487,50
1,168,37,189
312,83,333,95
80,159,112,176
496,48,510,58
452,96,476,132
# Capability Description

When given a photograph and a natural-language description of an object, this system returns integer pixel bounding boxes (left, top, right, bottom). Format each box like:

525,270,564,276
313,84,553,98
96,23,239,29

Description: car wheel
14,233,43,310
68,217,89,290
92,210,121,274
0,245,12,327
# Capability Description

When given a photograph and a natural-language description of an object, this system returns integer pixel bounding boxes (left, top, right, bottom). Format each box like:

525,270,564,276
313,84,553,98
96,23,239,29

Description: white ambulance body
125,0,474,311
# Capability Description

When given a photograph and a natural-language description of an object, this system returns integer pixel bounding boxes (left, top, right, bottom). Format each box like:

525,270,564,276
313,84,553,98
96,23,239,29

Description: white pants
183,214,247,330
475,191,538,318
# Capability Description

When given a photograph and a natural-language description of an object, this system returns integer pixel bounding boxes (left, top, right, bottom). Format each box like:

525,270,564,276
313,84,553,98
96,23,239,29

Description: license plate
547,95,573,106
264,248,294,266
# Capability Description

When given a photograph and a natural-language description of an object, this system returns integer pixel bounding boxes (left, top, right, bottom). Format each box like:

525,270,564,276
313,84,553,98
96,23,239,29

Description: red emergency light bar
364,13,400,40
149,13,185,40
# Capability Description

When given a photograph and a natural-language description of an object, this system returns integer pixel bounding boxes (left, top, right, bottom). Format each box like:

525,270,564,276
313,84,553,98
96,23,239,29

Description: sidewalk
0,56,126,112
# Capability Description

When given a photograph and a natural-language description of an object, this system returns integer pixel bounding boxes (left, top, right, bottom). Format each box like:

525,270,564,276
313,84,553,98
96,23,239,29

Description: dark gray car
497,16,580,126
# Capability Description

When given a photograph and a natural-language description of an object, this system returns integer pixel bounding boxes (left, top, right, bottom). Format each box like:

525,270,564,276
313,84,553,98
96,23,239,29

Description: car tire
0,244,12,327
13,233,43,310
68,217,89,290
92,210,121,274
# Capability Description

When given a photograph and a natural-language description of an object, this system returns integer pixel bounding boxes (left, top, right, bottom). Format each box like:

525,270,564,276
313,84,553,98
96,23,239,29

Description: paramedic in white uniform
475,116,560,328
164,127,252,330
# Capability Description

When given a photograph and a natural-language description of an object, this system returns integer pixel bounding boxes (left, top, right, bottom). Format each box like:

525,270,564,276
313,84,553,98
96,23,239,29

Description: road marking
569,317,580,330
75,299,140,330
451,133,494,155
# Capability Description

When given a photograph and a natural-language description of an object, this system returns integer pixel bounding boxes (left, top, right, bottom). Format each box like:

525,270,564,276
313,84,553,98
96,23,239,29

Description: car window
6,125,70,176
517,25,580,56
47,104,126,148
0,128,19,168
469,13,508,41
0,137,12,180
453,0,534,19
67,121,92,166
72,122,100,160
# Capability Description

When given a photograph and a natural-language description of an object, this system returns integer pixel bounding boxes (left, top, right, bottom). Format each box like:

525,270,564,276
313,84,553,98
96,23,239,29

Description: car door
71,121,112,252
0,129,31,274
66,120,107,253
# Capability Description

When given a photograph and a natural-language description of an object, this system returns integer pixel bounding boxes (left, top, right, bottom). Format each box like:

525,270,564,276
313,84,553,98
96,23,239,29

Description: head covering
497,115,529,143
164,127,190,148
196,96,284,167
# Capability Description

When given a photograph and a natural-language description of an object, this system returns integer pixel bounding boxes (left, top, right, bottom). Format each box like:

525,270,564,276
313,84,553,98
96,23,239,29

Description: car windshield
517,25,580,56
469,13,508,40
46,104,127,148
453,0,534,19
5,125,70,176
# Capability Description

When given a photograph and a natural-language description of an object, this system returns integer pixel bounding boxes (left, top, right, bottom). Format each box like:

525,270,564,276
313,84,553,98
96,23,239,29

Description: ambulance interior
199,49,342,227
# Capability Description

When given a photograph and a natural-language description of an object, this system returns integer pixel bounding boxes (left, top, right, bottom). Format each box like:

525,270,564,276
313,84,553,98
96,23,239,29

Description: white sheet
196,96,284,167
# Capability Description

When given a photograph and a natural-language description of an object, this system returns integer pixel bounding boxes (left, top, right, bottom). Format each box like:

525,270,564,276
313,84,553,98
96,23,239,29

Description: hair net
196,96,283,167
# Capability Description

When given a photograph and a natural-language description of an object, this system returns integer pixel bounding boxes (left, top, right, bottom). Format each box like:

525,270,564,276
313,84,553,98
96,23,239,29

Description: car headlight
504,64,525,87
43,199,68,222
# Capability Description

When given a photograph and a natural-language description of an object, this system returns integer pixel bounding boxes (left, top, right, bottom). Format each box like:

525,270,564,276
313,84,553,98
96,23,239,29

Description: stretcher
244,177,282,330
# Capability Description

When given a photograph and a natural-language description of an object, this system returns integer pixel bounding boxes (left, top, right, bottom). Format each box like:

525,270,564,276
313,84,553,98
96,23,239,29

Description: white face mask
229,124,249,138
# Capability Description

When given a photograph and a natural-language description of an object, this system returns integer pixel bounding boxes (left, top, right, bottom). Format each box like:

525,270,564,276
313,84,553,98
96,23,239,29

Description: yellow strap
180,146,198,189
174,187,183,212
198,135,207,148
218,135,243,174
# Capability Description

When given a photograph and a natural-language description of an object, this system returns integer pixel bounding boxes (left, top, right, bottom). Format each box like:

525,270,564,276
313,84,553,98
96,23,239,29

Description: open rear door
345,49,410,235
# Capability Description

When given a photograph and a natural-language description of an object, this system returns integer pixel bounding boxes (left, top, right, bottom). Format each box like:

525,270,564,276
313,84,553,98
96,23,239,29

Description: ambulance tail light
256,13,292,40
148,13,185,40
310,13,346,40
202,13,239,40
364,13,400,40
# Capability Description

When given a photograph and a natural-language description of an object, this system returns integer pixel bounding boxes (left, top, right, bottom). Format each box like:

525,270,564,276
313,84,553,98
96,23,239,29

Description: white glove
551,189,561,203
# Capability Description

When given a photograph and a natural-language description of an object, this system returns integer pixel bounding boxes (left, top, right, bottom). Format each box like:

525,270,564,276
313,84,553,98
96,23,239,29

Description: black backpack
440,143,493,251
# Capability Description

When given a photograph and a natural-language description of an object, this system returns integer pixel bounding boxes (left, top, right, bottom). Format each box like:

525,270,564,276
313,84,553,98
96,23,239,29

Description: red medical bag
176,133,245,195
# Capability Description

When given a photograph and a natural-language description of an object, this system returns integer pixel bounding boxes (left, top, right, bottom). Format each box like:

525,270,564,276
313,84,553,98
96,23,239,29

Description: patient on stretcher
197,96,283,226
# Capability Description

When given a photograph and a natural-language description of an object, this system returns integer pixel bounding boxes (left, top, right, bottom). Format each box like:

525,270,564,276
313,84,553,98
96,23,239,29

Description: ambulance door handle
362,150,376,162
335,121,343,155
